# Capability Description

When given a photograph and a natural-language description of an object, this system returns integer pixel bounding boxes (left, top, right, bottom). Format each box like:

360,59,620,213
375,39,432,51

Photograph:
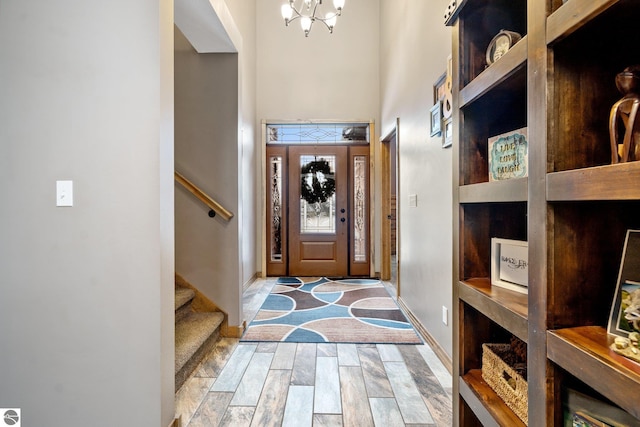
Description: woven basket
482,343,528,424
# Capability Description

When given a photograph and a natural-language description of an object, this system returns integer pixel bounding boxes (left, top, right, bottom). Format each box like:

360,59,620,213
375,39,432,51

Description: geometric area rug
241,277,422,344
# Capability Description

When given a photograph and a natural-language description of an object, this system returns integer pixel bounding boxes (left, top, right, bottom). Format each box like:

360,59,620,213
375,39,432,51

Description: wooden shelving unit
460,370,527,427
459,278,528,342
459,178,528,203
450,0,640,425
548,326,640,420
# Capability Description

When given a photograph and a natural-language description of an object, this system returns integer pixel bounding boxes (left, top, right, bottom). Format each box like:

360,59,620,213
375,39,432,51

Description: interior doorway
381,120,400,293
264,122,372,277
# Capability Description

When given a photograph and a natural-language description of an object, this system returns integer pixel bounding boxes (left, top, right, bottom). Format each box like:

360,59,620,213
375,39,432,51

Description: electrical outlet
442,306,448,325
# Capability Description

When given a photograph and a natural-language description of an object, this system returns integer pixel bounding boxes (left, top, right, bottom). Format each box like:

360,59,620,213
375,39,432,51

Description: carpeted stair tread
175,311,224,373
175,286,195,311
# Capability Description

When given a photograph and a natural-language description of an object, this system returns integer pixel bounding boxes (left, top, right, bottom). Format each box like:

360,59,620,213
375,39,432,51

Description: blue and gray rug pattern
241,277,422,343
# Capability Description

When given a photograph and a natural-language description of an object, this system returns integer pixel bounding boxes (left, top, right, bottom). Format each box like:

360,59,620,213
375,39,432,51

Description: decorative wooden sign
488,127,528,181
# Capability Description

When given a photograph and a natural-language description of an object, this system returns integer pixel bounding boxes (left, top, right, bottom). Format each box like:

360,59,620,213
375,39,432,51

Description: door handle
340,218,346,223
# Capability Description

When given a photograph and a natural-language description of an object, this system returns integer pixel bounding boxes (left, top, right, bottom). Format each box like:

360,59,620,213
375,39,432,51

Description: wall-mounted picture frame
443,117,453,148
433,72,447,104
608,230,640,338
491,237,528,294
430,101,442,137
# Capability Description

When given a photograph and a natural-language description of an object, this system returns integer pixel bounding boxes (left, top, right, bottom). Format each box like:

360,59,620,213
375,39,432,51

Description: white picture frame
443,117,453,148
491,237,528,294
430,101,442,137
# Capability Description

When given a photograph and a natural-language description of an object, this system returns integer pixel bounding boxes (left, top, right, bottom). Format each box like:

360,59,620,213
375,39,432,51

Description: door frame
261,119,375,278
381,118,400,294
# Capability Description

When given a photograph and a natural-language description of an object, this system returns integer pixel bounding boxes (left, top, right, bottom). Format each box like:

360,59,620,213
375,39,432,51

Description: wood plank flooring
176,279,453,427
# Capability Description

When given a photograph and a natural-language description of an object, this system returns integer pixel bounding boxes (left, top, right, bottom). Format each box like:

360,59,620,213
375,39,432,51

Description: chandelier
281,0,346,37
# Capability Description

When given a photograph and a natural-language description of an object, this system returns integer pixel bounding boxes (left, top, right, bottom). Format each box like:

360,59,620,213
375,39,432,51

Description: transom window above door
266,122,370,144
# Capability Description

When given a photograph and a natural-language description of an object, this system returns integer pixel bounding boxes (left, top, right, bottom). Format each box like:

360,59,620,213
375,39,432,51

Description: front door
266,144,370,277
289,146,348,276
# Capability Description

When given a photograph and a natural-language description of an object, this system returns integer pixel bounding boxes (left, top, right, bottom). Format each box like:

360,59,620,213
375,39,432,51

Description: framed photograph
608,230,640,338
443,117,453,148
491,238,528,294
430,101,442,137
433,72,447,104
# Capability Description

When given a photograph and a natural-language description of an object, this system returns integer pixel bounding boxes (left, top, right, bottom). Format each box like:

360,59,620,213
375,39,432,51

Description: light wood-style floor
176,278,453,427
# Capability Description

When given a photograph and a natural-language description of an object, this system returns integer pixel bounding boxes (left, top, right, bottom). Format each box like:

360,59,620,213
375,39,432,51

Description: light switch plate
409,194,418,207
442,306,448,325
56,180,73,207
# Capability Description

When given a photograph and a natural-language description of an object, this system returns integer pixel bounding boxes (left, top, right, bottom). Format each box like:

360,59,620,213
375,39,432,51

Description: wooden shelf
459,35,527,108
459,369,526,427
547,0,619,45
458,278,528,342
459,178,528,204
547,326,640,420
547,162,640,201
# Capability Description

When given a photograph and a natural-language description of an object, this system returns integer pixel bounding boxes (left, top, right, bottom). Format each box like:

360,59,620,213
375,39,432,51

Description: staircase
175,278,224,391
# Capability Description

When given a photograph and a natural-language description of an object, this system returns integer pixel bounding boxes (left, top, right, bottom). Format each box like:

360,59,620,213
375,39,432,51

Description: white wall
0,0,175,425
256,0,379,121
380,0,453,357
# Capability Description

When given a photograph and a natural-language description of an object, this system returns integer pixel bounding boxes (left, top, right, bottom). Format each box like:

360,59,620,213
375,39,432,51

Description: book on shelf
572,411,611,427
563,387,640,427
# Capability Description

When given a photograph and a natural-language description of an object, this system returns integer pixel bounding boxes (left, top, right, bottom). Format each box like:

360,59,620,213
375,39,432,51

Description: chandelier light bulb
281,4,294,23
301,16,313,35
333,0,345,11
325,13,337,31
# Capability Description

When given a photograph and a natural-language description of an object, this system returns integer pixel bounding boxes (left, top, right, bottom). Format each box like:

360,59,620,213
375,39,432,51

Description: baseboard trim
242,273,259,292
397,296,453,374
221,320,246,338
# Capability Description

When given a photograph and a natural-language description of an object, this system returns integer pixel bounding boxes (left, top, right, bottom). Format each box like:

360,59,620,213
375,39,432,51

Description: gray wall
174,28,242,325
224,0,259,287
380,0,453,357
0,0,175,425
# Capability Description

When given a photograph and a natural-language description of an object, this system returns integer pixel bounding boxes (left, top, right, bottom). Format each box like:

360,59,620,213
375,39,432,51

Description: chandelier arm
287,14,302,24
314,11,340,23
288,2,303,18
311,0,320,18
316,18,332,32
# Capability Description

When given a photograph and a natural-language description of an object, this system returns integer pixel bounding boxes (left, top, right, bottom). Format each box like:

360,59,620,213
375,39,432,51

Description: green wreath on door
300,159,336,205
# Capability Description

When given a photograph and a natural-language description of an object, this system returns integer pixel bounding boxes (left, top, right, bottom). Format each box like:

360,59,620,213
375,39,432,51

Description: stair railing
174,171,234,221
